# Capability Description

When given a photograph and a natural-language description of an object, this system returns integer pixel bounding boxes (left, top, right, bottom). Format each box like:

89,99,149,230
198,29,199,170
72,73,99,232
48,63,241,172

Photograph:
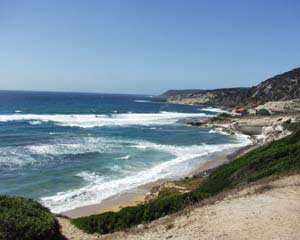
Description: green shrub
217,112,231,118
72,131,300,234
0,195,64,240
282,119,300,132
257,108,271,116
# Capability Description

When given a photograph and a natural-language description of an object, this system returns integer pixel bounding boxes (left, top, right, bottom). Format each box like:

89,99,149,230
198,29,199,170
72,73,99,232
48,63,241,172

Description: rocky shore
188,113,297,144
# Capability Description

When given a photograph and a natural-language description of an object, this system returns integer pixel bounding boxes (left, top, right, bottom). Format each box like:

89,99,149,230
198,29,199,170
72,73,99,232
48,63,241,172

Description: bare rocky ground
58,174,300,240
189,113,297,144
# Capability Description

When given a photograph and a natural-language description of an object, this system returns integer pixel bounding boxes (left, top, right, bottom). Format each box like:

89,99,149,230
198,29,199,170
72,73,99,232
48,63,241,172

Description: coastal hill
160,68,300,108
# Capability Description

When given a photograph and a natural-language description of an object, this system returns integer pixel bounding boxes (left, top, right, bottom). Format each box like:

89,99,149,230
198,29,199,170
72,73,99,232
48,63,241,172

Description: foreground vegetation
0,195,64,240
72,129,300,234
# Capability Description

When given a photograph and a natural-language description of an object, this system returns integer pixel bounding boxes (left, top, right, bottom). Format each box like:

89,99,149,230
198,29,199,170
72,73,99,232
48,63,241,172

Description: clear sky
0,0,299,94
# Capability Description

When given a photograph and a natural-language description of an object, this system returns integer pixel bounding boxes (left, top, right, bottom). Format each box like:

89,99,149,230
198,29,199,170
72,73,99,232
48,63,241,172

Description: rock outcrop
188,114,295,144
163,88,251,108
255,99,300,114
252,68,300,104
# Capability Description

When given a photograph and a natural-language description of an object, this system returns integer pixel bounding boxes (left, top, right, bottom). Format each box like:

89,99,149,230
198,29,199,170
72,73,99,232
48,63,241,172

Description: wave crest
0,112,208,128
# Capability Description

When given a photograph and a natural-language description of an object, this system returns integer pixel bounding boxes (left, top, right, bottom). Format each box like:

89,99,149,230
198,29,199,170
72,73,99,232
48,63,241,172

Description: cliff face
163,88,251,108
161,68,300,108
252,68,300,104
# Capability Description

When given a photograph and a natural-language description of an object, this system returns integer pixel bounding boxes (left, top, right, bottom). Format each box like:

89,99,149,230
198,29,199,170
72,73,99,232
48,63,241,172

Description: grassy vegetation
216,112,231,118
174,176,204,190
207,112,233,124
0,195,64,240
212,112,232,120
283,119,300,132
72,130,300,234
157,187,181,199
157,177,204,199
257,108,271,116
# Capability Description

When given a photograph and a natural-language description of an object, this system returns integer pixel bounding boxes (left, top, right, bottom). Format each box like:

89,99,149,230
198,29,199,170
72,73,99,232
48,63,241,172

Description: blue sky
0,0,299,94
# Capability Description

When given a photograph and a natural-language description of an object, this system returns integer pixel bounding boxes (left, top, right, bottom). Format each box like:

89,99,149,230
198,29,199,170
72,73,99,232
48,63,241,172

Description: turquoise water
0,91,250,213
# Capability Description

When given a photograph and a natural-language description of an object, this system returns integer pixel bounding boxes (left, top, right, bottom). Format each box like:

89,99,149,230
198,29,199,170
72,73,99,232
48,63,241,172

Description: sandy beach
61,180,165,219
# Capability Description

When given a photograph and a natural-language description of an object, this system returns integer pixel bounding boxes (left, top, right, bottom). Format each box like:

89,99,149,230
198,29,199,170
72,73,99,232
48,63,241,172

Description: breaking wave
200,107,227,113
134,100,153,103
41,135,251,213
0,112,209,128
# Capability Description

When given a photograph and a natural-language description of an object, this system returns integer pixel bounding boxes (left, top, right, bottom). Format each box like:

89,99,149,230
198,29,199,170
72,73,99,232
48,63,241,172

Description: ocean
0,91,251,213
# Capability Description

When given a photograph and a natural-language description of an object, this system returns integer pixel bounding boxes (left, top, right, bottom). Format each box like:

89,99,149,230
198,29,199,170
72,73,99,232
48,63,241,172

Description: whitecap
76,171,105,183
0,146,38,169
117,155,131,160
29,120,42,125
132,144,147,150
26,137,116,156
1,136,124,169
209,128,230,135
134,100,152,103
0,112,209,128
200,107,227,113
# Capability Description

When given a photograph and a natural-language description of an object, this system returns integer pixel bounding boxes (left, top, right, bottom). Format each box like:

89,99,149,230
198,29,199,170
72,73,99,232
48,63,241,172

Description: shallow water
0,91,251,213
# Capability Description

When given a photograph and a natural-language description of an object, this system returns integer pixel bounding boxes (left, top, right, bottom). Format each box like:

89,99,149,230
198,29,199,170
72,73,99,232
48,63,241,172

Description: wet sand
61,179,167,218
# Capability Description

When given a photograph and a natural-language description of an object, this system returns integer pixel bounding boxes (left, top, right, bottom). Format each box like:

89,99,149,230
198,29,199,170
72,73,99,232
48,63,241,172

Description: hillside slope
58,174,300,240
161,68,300,108
252,68,300,104
110,174,300,240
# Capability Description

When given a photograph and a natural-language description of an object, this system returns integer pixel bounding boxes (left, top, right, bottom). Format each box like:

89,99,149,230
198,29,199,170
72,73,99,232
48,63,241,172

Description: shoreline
59,107,282,219
61,140,256,219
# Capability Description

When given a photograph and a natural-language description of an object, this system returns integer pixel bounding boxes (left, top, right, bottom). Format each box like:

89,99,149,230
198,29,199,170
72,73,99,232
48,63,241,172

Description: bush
0,195,64,240
218,112,231,118
282,119,300,132
257,108,271,116
72,131,300,234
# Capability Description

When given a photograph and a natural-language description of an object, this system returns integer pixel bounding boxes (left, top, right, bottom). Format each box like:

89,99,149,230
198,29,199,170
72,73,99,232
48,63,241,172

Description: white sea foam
200,107,227,113
0,137,120,169
118,155,131,160
209,128,230,135
29,120,42,125
134,100,153,103
76,171,105,183
27,137,116,155
15,110,22,113
0,112,208,128
41,135,252,213
0,146,39,168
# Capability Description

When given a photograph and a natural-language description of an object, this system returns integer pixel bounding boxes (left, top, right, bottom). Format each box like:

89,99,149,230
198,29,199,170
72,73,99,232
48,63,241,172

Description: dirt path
59,174,300,240
58,217,100,240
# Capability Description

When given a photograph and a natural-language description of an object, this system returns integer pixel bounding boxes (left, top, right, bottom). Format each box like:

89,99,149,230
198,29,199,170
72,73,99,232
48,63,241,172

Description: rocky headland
162,67,300,145
160,68,300,110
